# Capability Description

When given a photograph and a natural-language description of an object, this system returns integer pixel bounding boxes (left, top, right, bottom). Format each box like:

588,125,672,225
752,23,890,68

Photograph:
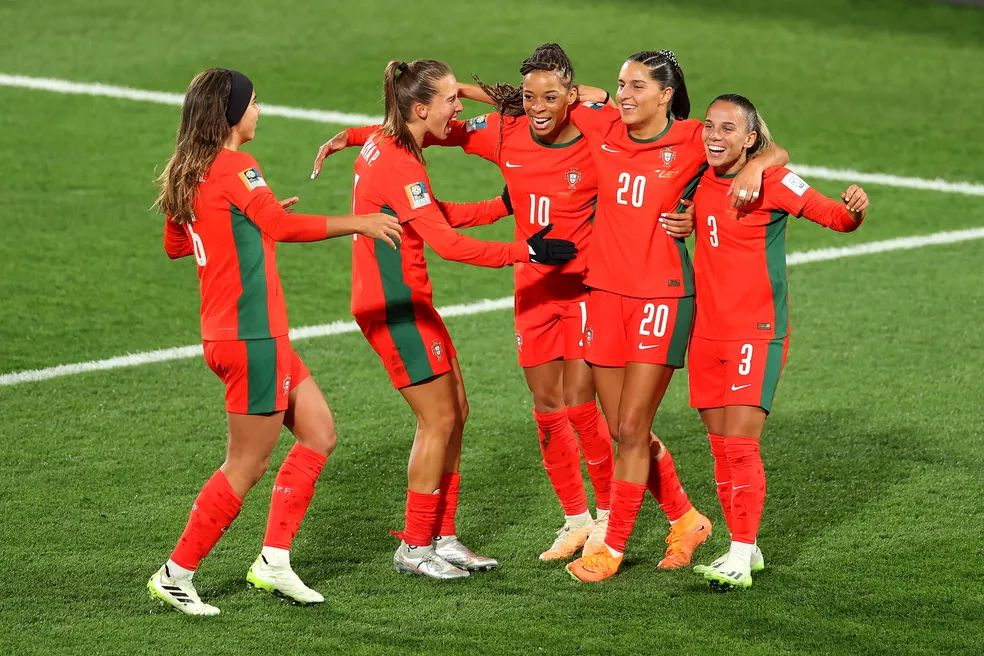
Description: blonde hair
711,94,773,157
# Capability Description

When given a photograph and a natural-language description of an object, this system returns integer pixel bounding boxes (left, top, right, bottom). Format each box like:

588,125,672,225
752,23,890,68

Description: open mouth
707,145,727,155
530,115,551,129
620,103,636,112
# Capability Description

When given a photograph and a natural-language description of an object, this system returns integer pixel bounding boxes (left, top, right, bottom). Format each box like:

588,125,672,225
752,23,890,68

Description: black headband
225,70,253,126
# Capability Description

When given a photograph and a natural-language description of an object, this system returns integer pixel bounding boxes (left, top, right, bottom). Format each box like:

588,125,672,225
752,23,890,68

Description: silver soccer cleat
393,541,470,579
433,535,499,571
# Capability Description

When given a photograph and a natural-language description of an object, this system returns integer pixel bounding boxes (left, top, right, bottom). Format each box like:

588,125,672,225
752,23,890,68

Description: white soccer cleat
540,520,593,561
246,554,325,605
394,541,470,579
694,544,765,576
147,565,220,616
433,535,499,571
582,513,608,557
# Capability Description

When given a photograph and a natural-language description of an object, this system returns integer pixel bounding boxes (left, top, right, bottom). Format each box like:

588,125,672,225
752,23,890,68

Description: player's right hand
310,131,349,179
359,213,403,249
527,225,577,265
659,199,694,239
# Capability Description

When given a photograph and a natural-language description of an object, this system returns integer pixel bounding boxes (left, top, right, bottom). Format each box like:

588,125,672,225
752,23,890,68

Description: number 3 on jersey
529,194,550,226
616,172,645,208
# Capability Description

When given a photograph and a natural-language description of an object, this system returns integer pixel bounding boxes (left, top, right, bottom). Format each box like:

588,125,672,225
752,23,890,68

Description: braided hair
625,49,690,119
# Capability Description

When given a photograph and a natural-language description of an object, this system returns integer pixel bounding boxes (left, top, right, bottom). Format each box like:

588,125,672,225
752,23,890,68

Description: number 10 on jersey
529,194,550,226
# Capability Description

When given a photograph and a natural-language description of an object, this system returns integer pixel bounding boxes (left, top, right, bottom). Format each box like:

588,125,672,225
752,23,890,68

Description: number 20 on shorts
639,303,669,337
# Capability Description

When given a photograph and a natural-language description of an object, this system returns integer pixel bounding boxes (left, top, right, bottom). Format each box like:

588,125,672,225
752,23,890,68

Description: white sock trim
261,546,291,567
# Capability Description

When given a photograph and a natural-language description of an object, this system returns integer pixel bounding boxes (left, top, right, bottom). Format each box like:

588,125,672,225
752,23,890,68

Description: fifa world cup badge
659,147,676,168
566,168,582,190
515,331,523,353
431,340,443,361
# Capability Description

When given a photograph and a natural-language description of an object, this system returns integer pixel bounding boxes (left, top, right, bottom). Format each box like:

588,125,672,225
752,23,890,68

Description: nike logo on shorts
638,342,660,350
731,383,752,391
505,161,522,168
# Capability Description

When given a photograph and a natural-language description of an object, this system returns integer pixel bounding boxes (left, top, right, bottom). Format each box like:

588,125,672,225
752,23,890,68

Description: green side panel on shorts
231,204,271,339
245,338,278,414
666,295,695,368
759,337,786,413
376,205,435,384
764,211,790,338
672,164,706,297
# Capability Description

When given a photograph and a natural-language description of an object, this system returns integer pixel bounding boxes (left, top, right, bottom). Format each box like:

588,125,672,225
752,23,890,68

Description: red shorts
356,304,457,389
584,289,694,368
203,335,310,415
514,294,588,368
688,335,789,413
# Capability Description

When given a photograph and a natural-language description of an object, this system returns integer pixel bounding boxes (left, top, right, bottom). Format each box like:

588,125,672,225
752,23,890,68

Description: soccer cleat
694,545,765,577
539,521,593,561
433,535,499,571
582,513,609,557
246,555,324,605
147,565,220,617
657,510,712,570
698,552,753,591
565,549,623,583
394,541,470,579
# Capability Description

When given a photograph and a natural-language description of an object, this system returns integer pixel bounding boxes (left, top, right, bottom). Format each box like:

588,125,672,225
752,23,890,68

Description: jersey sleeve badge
781,171,810,197
404,181,432,209
583,101,606,110
465,115,488,132
238,168,267,191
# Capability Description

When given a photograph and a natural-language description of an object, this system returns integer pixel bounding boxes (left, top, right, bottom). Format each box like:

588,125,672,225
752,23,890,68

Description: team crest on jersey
404,181,432,209
465,115,488,132
515,331,523,353
565,168,582,190
585,325,594,346
282,375,291,397
658,147,677,168
431,339,444,361
238,168,267,191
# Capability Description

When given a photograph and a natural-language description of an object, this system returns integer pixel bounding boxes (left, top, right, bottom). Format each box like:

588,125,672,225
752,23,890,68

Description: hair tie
225,69,253,126
656,49,679,69
397,62,410,74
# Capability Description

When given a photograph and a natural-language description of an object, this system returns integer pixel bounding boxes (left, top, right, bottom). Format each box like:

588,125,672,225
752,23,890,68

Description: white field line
2,229,982,388
2,72,984,197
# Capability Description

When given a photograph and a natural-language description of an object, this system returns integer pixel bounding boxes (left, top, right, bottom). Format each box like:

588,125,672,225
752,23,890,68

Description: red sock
402,489,441,547
567,401,614,511
708,433,733,528
262,443,327,550
170,470,243,570
646,447,693,522
724,436,766,543
436,471,460,536
534,408,588,516
603,479,647,553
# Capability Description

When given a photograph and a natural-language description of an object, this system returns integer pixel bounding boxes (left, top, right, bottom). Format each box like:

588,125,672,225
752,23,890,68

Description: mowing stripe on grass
2,228,983,387
2,72,983,197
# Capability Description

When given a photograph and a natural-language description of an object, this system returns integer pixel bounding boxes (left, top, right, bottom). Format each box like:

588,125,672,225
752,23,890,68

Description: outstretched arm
440,187,512,229
799,185,866,232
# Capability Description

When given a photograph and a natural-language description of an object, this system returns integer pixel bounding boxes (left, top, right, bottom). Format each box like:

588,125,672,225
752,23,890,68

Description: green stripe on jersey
231,204,271,339
672,164,707,297
666,295,695,368
375,205,435,384
245,338,278,414
764,212,790,338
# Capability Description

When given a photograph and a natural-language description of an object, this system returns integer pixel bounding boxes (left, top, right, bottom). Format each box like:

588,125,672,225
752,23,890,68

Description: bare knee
222,454,270,492
532,390,565,414
616,411,652,452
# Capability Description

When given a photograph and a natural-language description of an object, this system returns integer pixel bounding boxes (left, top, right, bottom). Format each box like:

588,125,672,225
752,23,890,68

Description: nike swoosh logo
587,457,609,466
730,384,752,391
601,144,621,153
732,484,751,490
638,343,660,350
505,161,522,168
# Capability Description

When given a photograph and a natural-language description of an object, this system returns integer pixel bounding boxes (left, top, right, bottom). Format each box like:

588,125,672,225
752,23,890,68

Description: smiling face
702,100,757,174
523,69,576,139
417,74,463,141
233,91,260,143
616,60,672,130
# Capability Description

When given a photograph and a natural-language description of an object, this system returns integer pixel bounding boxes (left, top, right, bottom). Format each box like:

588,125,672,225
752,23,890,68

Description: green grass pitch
0,1,982,654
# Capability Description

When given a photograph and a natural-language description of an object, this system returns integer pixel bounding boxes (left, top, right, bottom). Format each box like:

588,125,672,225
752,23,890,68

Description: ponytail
381,59,453,163
710,93,774,158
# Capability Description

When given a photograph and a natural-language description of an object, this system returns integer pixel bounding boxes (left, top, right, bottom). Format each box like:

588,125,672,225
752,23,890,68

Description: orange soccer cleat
565,549,623,583
657,508,712,570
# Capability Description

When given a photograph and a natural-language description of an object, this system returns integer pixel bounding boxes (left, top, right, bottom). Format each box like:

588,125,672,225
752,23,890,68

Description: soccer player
564,51,791,583
314,59,577,579
311,45,693,563
148,68,400,616
689,94,867,589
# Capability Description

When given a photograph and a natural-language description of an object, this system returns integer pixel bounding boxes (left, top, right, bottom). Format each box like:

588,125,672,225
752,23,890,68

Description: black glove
501,185,513,215
527,225,577,265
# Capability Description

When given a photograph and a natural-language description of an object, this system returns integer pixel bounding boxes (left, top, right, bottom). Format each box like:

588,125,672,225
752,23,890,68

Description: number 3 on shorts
738,343,753,376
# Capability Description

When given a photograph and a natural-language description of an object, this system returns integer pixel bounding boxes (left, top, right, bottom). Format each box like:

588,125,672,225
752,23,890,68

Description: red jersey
349,132,527,321
347,114,597,303
163,149,328,341
692,166,864,340
569,102,707,299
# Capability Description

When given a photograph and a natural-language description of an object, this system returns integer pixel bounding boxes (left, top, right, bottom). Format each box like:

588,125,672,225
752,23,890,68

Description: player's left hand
729,163,764,209
659,199,694,239
279,196,299,213
310,131,348,179
841,184,868,215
